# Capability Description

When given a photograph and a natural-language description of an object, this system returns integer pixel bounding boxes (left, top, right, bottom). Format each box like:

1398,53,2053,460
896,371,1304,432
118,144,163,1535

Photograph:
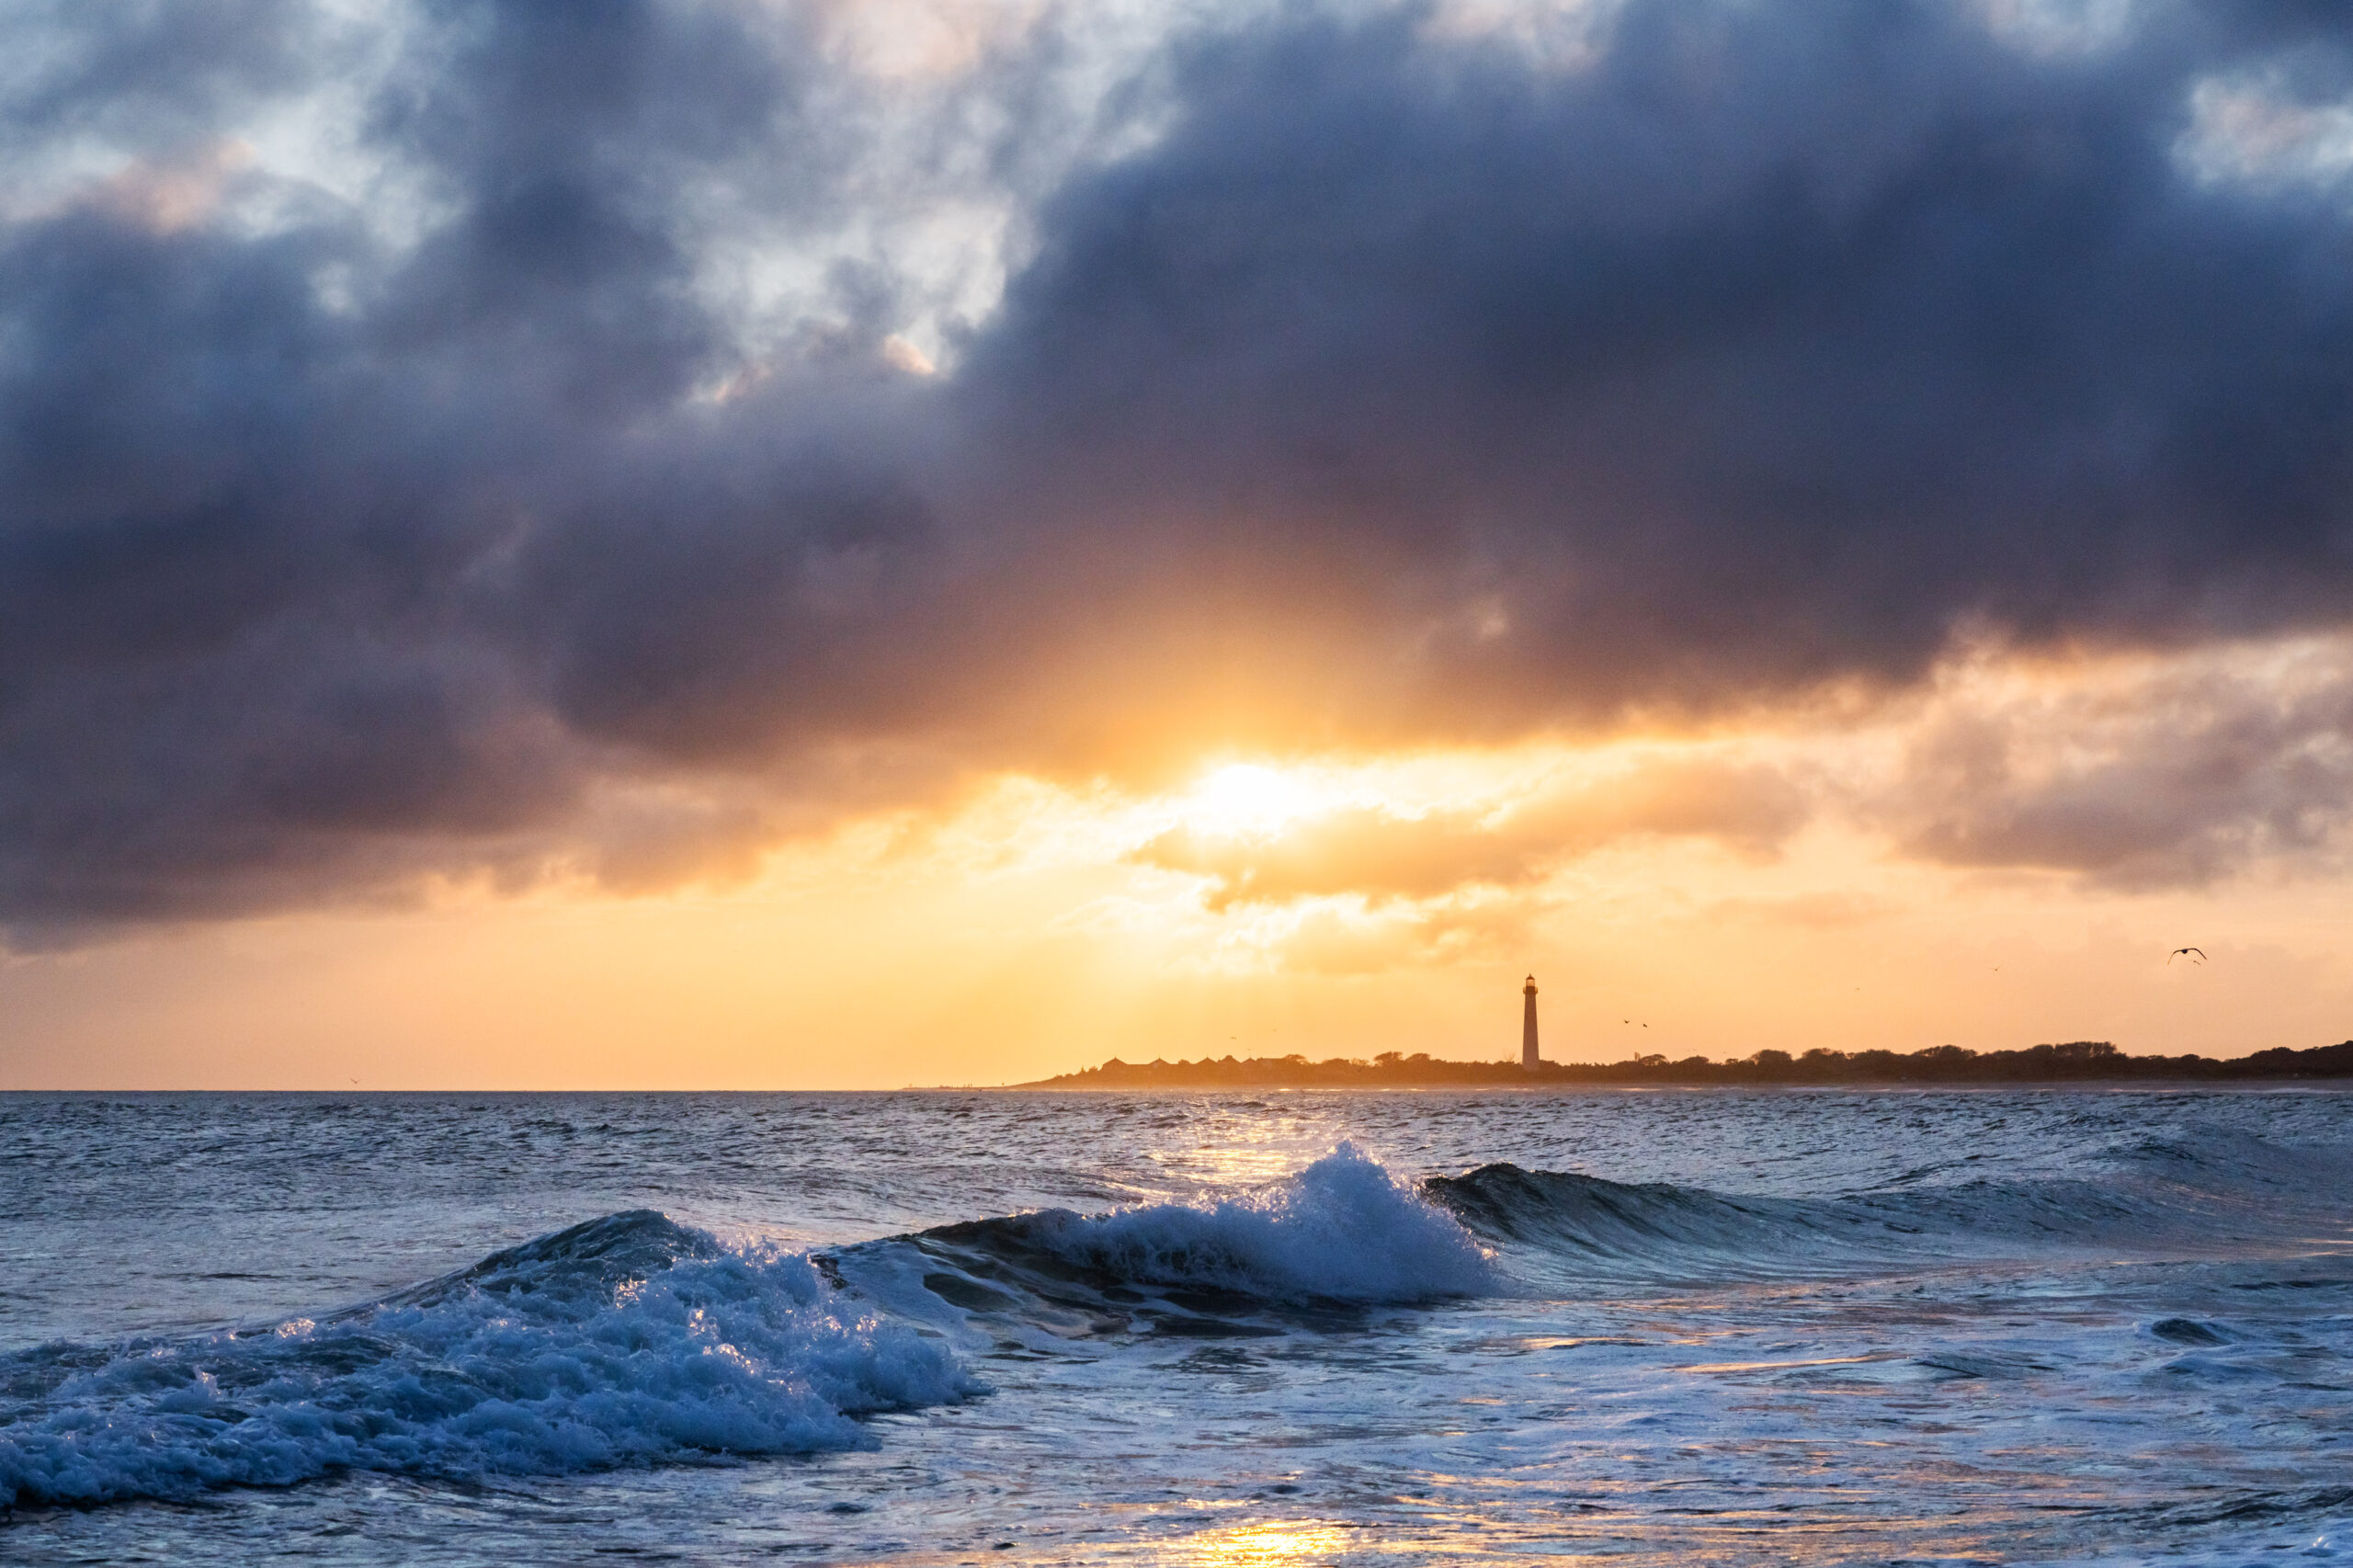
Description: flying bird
2168,947,2207,964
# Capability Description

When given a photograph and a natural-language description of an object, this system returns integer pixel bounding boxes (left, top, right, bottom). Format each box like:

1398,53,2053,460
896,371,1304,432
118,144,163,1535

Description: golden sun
1177,763,1330,839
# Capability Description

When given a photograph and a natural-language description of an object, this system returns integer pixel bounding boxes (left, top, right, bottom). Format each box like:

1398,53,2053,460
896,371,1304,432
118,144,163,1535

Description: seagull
2168,947,2208,964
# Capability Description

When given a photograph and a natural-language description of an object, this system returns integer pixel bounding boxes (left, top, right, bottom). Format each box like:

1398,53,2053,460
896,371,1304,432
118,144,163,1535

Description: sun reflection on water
1147,1114,1339,1188
1177,1520,1354,1565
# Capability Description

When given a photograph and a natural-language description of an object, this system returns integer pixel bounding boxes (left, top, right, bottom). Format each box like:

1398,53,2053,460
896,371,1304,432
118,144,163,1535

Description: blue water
2,1089,2349,1564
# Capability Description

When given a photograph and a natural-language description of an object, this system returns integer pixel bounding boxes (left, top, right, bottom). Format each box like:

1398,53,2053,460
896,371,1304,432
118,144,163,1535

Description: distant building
1522,976,1540,1070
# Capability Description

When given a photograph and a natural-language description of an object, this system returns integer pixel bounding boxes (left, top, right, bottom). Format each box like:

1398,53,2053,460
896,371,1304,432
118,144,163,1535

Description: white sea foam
993,1142,1496,1301
8,1096,2353,1562
0,1211,977,1506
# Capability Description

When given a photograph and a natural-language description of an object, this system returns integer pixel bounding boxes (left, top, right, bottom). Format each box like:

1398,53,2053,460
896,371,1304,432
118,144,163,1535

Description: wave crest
907,1142,1496,1311
1421,1127,2353,1283
0,1210,977,1508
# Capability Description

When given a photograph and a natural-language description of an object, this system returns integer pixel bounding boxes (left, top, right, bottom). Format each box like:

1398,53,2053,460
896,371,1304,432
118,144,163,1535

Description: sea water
0,1089,2347,1564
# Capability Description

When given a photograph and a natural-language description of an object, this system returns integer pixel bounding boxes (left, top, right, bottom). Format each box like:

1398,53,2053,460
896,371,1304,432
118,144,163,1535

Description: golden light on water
1177,1520,1355,1565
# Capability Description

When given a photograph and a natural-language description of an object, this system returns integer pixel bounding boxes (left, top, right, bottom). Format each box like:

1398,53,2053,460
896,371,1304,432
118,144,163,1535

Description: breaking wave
8,1126,2346,1511
0,1210,976,1508
0,1148,1489,1508
857,1142,1497,1336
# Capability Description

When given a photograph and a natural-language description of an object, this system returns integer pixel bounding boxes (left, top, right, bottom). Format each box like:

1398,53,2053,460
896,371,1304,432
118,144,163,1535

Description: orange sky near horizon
5,635,2346,1091
15,1,2353,1089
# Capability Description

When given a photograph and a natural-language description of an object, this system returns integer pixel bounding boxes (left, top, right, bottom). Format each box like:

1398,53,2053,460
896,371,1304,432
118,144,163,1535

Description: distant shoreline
1014,1039,2353,1089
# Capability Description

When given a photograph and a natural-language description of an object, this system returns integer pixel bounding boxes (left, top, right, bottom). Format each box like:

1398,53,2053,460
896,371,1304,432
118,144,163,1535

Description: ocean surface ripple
0,1088,2347,1564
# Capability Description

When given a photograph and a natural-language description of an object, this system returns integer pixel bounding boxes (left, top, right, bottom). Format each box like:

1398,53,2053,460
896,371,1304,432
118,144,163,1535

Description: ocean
0,1088,2347,1565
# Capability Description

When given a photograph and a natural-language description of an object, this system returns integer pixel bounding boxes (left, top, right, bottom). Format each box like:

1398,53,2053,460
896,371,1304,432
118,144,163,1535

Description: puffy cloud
0,0,322,153
1879,639,2353,886
1266,894,1537,977
1134,760,1809,908
8,0,2353,937
961,0,2353,712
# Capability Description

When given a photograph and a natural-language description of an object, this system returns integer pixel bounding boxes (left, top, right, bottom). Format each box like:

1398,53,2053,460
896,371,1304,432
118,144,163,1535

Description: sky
4,0,2353,1087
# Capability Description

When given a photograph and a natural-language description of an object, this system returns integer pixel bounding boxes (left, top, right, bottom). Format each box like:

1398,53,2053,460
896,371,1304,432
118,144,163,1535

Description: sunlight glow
1179,763,1332,839
1180,1520,1355,1565
17,638,2353,1088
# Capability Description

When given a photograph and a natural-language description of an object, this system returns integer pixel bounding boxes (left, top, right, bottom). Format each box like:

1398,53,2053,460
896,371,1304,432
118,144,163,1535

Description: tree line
1025,1039,2353,1088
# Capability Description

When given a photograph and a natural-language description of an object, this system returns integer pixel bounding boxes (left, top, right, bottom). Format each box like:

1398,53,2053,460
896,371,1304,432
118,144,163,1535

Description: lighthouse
1521,975,1540,1070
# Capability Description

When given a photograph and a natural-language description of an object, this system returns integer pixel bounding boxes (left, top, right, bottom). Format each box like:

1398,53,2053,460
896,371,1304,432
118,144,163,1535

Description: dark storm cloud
0,0,948,930
958,0,2353,719
0,0,324,144
9,0,2353,934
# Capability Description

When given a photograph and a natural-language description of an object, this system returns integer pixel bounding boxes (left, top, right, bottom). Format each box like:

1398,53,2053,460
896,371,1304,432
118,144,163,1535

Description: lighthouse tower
1521,975,1540,1070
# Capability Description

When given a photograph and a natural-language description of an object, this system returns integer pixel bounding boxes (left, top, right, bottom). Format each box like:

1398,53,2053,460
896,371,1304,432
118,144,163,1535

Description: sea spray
909,1142,1497,1305
12,1107,2349,1558
0,1211,977,1506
